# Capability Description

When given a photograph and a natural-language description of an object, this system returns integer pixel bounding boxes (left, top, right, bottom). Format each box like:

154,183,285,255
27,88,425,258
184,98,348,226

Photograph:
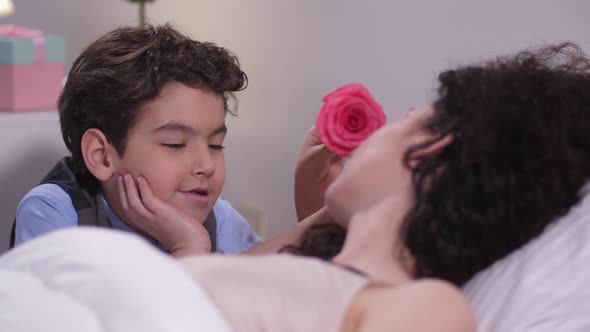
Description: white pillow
463,187,590,332
0,228,232,332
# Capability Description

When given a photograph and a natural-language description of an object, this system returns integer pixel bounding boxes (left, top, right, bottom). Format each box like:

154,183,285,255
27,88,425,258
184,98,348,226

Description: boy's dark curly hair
59,23,247,194
284,42,590,286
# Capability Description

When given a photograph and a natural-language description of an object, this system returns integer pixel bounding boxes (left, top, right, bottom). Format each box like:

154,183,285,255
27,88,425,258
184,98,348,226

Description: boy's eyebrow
152,122,227,136
210,124,227,137
153,122,197,135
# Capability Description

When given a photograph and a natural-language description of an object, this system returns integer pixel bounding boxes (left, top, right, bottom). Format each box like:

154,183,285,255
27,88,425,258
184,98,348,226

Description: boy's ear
410,134,453,161
81,129,117,182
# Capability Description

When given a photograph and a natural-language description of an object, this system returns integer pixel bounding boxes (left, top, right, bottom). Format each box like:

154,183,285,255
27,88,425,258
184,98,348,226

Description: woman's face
325,105,444,225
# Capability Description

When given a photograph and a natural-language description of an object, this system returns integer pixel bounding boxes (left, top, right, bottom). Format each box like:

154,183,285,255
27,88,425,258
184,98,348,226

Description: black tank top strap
331,262,368,277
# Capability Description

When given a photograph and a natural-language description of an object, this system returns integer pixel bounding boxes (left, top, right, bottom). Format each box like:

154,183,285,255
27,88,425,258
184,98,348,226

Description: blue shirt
15,183,261,254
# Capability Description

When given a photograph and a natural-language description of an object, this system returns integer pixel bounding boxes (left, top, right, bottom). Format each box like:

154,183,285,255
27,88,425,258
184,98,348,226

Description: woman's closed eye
209,144,225,151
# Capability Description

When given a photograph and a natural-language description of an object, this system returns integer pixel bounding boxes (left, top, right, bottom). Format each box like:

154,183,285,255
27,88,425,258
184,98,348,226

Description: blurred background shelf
0,110,59,126
0,110,67,252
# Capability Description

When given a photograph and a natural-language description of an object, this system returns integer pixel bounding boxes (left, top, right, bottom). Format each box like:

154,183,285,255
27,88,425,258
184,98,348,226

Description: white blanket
0,228,232,332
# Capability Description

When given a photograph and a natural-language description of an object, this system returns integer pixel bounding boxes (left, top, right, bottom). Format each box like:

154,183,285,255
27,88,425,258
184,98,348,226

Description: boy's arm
15,184,78,245
214,199,331,255
294,127,344,221
241,127,343,254
242,207,331,255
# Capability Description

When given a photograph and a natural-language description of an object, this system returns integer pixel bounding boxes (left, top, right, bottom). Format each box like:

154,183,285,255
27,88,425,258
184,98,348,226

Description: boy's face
109,81,226,223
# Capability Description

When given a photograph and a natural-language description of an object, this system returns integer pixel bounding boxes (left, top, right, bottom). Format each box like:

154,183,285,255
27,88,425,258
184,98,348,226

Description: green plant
126,0,156,25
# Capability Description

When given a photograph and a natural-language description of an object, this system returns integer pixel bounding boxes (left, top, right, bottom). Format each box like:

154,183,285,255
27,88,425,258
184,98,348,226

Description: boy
12,24,334,256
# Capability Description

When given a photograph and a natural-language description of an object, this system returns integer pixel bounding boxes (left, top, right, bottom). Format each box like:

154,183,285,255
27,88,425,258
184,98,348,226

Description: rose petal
316,83,386,156
322,83,368,103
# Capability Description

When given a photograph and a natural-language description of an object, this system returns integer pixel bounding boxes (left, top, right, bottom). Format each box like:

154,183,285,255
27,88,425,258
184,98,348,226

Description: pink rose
316,83,386,156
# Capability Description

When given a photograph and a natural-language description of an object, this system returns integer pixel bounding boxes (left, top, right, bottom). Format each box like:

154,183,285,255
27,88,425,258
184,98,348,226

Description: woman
290,41,590,283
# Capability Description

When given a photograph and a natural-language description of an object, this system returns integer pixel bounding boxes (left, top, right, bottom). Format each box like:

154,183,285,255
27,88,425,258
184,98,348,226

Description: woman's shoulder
353,279,475,332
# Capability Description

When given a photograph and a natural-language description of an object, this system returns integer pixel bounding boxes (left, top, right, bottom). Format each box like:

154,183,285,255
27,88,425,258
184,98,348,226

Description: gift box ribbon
0,25,46,63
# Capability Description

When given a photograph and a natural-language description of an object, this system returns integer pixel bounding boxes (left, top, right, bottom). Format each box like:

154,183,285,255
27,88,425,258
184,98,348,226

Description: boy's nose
191,150,215,177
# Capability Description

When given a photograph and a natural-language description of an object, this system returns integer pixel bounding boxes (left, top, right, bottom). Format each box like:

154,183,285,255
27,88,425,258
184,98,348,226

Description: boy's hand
118,174,211,257
294,126,345,221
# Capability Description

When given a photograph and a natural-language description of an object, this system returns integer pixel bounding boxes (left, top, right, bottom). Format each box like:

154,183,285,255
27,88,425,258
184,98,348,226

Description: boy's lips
179,187,211,206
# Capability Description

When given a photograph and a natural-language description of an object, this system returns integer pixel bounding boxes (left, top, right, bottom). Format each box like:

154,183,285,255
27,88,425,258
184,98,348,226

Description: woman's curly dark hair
59,23,247,194
285,42,590,286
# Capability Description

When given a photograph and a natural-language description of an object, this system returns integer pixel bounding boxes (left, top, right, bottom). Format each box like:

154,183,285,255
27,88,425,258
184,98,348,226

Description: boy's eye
161,143,186,149
209,144,225,151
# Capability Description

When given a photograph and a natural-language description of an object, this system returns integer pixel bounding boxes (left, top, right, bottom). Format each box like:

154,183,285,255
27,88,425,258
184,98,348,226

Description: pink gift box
0,25,65,111
0,63,64,111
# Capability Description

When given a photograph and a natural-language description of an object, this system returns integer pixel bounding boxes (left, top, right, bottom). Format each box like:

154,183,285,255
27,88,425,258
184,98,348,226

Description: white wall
1,0,589,248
